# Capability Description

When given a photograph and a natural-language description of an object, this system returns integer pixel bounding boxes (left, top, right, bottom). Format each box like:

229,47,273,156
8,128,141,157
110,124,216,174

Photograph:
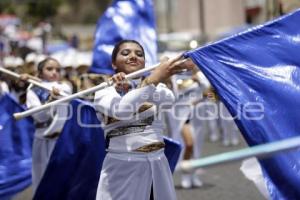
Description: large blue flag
0,94,34,199
90,0,157,74
34,99,181,200
185,9,300,200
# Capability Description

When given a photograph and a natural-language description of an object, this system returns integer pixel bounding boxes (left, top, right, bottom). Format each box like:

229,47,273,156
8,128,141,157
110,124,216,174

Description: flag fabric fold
90,0,157,74
33,99,106,200
164,137,182,173
185,9,300,200
0,94,34,199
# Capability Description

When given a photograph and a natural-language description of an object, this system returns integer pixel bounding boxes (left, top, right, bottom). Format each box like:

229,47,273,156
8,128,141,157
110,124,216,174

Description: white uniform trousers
96,149,177,200
32,135,57,193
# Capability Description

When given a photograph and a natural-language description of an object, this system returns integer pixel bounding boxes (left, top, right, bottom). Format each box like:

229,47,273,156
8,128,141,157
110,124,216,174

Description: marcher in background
61,64,77,94
166,65,210,189
3,56,28,104
25,57,71,192
0,73,9,95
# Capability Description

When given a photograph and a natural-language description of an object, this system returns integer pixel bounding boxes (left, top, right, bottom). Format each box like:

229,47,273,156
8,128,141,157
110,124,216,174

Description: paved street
14,137,265,200
174,137,265,200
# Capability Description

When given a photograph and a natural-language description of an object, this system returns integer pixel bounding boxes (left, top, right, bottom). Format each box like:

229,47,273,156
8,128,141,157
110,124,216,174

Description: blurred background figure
165,62,211,189
24,52,38,76
3,56,28,104
219,102,240,146
69,33,79,49
204,89,221,143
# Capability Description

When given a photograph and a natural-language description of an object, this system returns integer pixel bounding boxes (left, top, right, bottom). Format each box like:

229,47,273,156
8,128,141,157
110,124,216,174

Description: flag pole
0,66,69,97
13,59,187,120
179,136,300,171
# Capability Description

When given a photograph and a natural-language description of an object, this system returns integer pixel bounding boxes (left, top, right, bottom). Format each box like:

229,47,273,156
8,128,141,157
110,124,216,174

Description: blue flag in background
90,0,157,74
34,99,181,200
0,94,34,199
186,9,300,200
164,137,182,173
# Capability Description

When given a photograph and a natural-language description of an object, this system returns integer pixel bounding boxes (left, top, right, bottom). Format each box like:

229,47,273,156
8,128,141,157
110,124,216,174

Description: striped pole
180,136,300,171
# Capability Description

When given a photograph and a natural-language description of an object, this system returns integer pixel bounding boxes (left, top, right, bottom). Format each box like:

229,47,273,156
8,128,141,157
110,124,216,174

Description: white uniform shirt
94,83,175,152
0,81,9,95
26,81,71,138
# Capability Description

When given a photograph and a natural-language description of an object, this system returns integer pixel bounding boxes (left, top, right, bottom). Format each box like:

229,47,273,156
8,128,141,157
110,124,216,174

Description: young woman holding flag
94,40,191,200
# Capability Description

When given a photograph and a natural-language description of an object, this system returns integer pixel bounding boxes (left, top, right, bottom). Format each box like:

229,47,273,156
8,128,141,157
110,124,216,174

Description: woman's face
41,59,61,82
113,42,145,74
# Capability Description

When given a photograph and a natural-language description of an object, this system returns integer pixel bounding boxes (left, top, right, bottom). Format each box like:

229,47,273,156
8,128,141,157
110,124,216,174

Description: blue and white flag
0,94,34,199
90,0,157,74
34,99,181,199
33,99,106,200
185,9,300,200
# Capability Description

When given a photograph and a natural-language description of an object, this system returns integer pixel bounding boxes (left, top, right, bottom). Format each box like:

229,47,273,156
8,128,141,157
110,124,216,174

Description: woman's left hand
145,55,195,85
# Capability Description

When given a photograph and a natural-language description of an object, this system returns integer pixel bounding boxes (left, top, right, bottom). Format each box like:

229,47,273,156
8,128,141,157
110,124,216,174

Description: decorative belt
106,116,154,139
44,132,60,139
107,126,147,139
133,142,165,153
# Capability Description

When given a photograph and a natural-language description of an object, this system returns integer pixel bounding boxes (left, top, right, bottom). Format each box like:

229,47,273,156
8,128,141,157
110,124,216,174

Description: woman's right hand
111,72,130,93
48,87,61,101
